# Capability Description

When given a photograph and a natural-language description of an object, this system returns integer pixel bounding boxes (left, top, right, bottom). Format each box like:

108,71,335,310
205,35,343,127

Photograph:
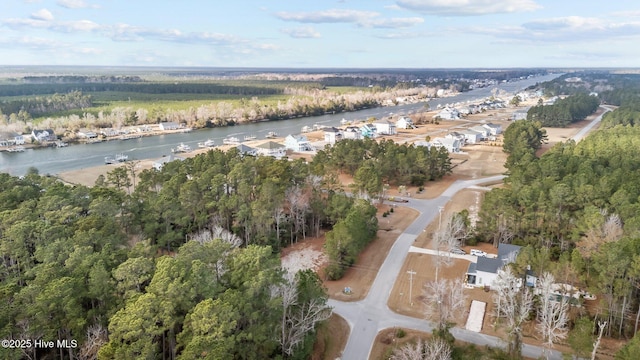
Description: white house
466,244,521,288
482,123,502,136
77,129,98,139
284,134,312,152
373,119,397,135
459,130,482,144
159,122,179,131
342,126,361,140
31,129,56,142
432,137,461,153
470,125,490,139
153,154,184,171
0,132,25,146
396,116,415,129
323,127,343,144
254,141,286,158
434,107,460,120
445,132,466,143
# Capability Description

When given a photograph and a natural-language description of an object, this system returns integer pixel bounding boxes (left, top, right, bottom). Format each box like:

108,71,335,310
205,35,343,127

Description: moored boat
301,125,311,133
265,131,278,139
223,137,241,145
198,139,216,148
171,143,192,153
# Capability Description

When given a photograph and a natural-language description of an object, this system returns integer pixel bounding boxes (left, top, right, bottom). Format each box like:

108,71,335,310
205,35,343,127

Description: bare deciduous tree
422,277,467,332
390,337,452,360
536,272,569,359
272,272,332,357
79,324,108,360
492,267,533,359
190,226,242,248
592,320,607,360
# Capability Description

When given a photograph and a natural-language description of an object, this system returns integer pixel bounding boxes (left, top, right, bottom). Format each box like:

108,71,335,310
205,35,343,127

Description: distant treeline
0,91,92,117
0,81,322,97
21,75,143,84
526,93,600,127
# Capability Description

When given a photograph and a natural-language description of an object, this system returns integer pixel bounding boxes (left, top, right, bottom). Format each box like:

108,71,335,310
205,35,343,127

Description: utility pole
407,270,417,306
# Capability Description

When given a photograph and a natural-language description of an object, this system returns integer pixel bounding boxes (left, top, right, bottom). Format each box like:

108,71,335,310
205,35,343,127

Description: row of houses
433,99,507,120
413,122,503,153
1,129,58,146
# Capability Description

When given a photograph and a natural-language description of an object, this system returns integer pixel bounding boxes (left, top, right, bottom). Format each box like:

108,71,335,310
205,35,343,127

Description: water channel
0,73,560,176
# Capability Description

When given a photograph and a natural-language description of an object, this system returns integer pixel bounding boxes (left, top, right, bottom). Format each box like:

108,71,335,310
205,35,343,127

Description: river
0,73,560,176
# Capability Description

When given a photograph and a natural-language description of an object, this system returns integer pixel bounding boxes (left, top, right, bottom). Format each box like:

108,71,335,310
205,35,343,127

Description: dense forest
526,93,600,127
475,101,640,352
0,138,451,359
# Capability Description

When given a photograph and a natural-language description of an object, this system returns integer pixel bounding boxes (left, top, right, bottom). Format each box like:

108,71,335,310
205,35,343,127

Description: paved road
329,106,612,359
330,175,566,359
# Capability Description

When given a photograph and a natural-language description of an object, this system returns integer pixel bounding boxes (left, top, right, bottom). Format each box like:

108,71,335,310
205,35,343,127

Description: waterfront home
77,129,98,139
396,116,415,129
482,123,502,136
373,119,397,135
413,140,431,149
431,137,461,153
284,134,312,152
445,132,466,143
359,124,377,138
235,143,257,157
342,126,361,140
323,127,343,145
153,154,184,171
159,122,179,131
31,129,57,142
254,141,286,158
0,131,25,146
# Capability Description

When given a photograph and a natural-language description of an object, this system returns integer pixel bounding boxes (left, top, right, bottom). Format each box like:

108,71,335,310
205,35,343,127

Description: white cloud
362,17,424,28
275,8,424,29
275,9,379,23
281,26,321,39
396,0,542,16
31,8,54,21
57,0,98,9
472,16,640,42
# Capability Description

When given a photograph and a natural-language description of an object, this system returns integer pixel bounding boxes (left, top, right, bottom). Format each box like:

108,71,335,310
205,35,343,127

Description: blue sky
1,0,639,68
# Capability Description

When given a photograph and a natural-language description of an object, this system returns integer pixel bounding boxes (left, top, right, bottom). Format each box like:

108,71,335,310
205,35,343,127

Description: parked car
470,249,487,257
450,248,466,255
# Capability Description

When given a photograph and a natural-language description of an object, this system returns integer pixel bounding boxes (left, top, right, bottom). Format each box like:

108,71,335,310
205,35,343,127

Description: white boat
244,135,257,141
301,125,311,133
223,137,241,145
171,143,192,153
105,153,128,164
265,131,278,139
55,141,68,148
312,123,324,131
5,146,25,153
198,139,216,148
340,118,349,125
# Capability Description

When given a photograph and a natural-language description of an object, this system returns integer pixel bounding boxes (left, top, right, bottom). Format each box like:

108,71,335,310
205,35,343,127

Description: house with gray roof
466,243,521,289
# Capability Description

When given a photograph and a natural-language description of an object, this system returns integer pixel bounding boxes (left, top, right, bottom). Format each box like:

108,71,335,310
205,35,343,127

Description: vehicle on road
450,248,466,255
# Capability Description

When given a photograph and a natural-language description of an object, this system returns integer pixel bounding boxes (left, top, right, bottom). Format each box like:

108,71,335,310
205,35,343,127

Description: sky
1,0,639,69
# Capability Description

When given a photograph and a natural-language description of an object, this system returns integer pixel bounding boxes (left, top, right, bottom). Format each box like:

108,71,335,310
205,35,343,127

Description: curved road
329,106,612,360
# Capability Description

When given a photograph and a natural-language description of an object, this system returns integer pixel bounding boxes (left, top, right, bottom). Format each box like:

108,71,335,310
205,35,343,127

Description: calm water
0,73,560,176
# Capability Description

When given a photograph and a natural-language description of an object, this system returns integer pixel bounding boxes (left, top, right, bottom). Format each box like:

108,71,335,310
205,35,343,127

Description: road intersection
327,104,614,359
